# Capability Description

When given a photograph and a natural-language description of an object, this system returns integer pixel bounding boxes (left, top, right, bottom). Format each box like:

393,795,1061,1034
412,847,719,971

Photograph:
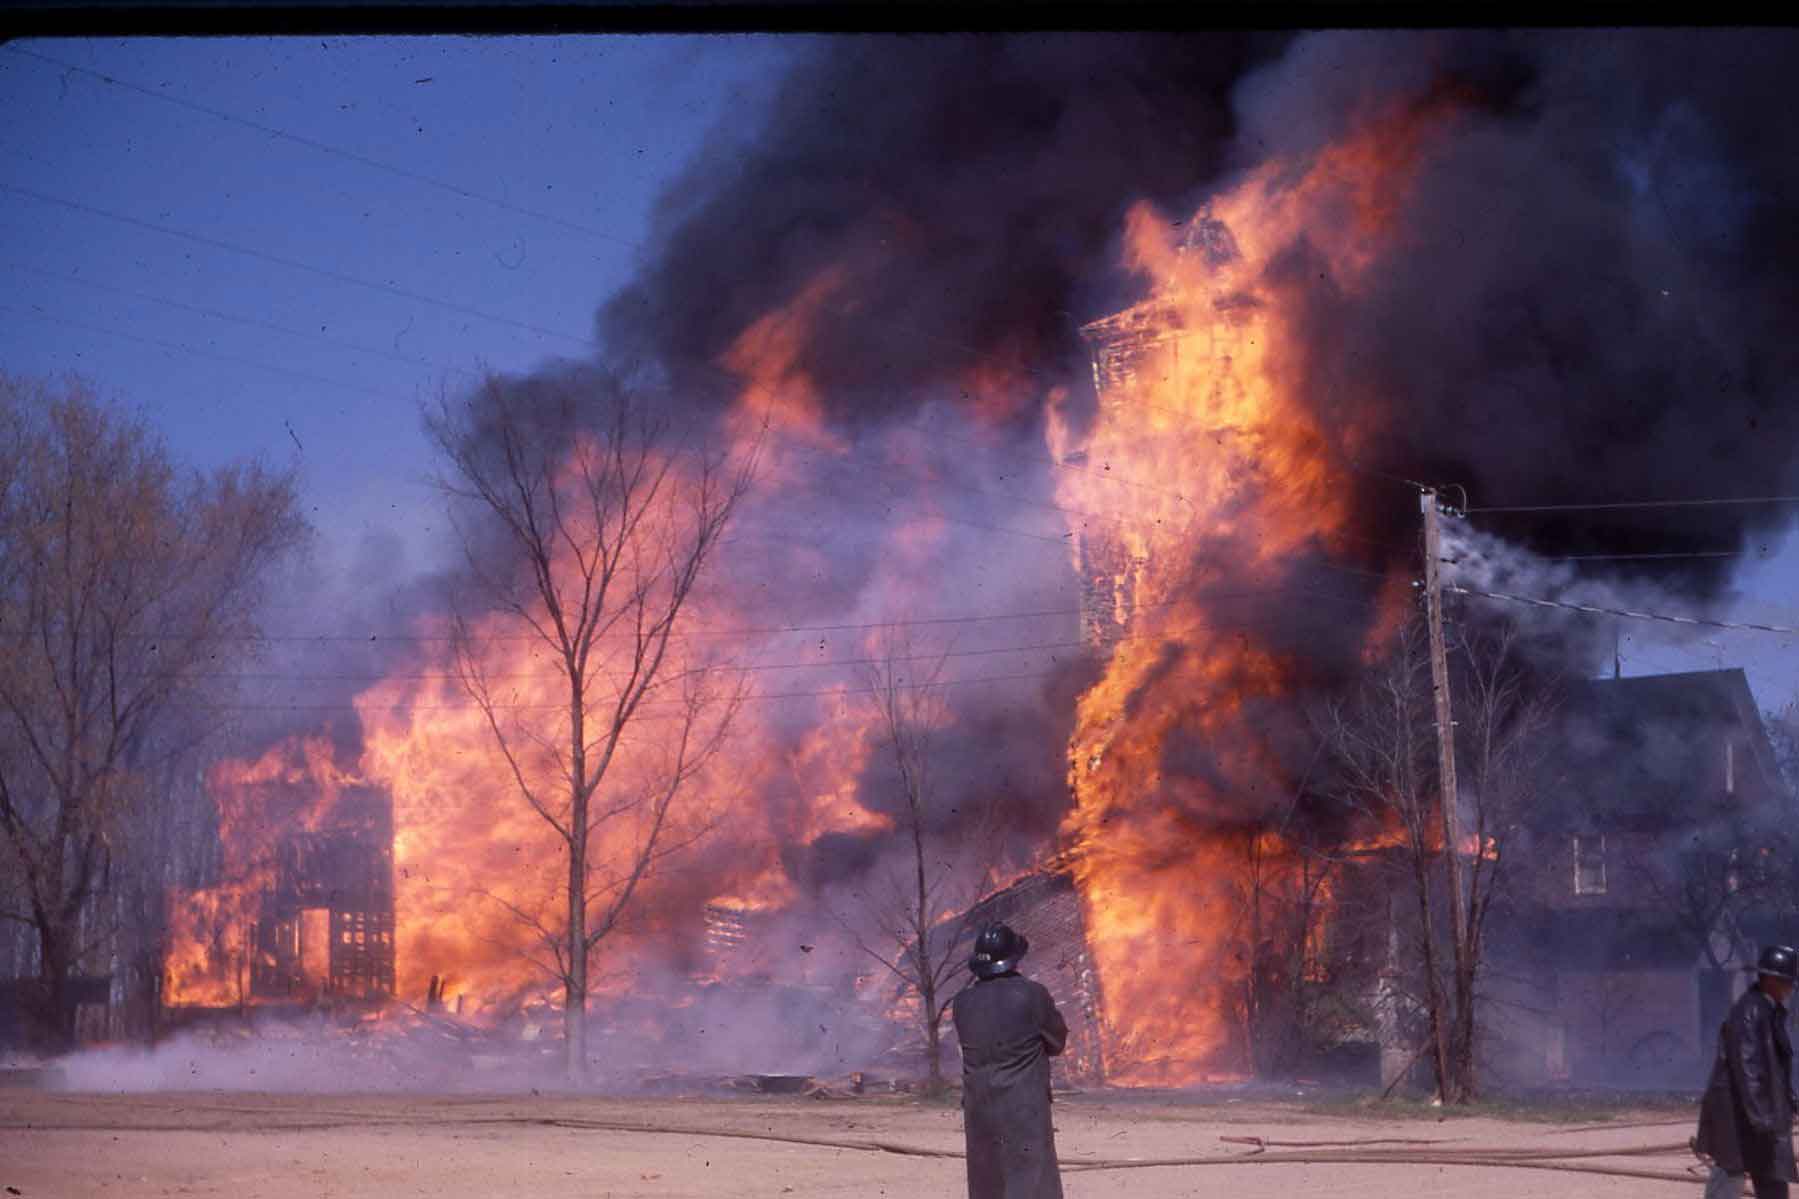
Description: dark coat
1696,983,1796,1180
951,972,1068,1199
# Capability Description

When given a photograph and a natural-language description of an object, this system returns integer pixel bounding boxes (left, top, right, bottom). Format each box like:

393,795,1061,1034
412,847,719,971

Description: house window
1573,834,1608,895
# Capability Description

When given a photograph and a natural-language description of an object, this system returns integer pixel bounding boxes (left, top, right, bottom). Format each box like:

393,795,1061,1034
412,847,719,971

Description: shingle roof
1538,668,1778,831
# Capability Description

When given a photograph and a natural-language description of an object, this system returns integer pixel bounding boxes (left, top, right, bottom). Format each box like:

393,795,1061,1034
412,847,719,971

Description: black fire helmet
1755,944,1799,982
970,923,1029,979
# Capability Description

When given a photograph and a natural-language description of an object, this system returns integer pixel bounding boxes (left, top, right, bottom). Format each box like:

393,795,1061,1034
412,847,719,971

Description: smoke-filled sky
5,30,1799,712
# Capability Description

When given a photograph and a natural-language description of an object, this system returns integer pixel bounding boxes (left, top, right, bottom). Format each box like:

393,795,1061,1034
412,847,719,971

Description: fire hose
7,1102,1708,1183
532,1118,1705,1182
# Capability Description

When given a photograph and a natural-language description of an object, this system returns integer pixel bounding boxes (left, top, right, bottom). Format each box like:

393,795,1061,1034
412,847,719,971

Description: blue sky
0,35,797,583
5,35,1799,714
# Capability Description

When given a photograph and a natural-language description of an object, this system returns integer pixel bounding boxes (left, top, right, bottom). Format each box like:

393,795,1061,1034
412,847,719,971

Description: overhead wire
1446,584,1799,637
0,64,1439,684
4,44,1428,500
0,177,595,350
124,586,1385,688
0,64,1433,529
2,44,644,251
0,67,1435,543
199,667,1069,714
13,576,1380,647
1467,495,1799,514
0,301,431,408
2,258,1420,560
1,258,487,381
1542,551,1742,562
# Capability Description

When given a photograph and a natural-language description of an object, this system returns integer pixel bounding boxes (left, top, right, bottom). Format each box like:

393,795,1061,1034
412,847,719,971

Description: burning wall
165,738,394,1009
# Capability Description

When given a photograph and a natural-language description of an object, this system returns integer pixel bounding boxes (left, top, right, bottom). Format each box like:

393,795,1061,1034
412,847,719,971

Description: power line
0,47,1408,511
3,45,639,251
1467,496,1799,514
200,667,1067,714
178,591,1388,711
0,301,424,408
0,301,1105,553
3,158,1415,522
6,269,1409,563
1543,551,1742,562
0,178,593,350
134,594,1384,685
0,105,1431,557
1,580,1377,646
1446,584,1799,636
2,258,485,381
3,251,1304,536
6,289,1333,558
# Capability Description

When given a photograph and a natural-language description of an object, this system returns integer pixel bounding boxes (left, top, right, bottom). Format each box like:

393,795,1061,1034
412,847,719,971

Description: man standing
1697,944,1798,1199
951,923,1068,1199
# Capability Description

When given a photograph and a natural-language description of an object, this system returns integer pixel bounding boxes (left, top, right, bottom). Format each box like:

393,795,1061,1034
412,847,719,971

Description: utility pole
1419,488,1469,1099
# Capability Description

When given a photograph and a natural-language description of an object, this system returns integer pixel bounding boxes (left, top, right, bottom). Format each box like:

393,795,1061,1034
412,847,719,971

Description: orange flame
1053,96,1460,1084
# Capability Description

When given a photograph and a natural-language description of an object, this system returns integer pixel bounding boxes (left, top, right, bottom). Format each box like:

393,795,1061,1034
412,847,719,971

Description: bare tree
0,374,305,1045
1314,610,1553,1101
1443,616,1555,1100
426,369,751,1081
843,626,999,1095
1232,791,1365,1079
1313,616,1456,1097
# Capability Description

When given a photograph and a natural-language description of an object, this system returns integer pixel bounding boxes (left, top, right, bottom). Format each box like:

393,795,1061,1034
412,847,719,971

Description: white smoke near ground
51,1017,560,1092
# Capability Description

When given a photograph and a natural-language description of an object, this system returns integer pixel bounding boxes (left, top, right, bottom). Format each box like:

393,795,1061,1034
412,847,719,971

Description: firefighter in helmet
950,923,1068,1199
1696,944,1798,1199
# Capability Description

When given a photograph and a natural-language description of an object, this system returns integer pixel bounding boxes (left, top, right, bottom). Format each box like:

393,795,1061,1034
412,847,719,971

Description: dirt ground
0,1087,1714,1198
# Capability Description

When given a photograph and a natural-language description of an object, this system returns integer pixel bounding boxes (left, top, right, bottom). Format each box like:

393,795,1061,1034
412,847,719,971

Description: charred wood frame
248,787,396,1001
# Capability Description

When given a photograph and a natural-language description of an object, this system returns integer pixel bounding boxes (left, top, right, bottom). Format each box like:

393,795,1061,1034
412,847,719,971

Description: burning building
243,800,396,1003
164,738,395,1010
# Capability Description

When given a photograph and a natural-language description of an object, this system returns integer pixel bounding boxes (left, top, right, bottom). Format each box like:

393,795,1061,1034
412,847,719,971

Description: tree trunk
566,803,589,1084
924,1003,944,1095
1450,958,1478,1101
35,919,76,1049
1407,855,1452,1102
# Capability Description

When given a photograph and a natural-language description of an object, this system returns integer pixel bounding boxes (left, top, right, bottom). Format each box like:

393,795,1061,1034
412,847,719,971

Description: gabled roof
1539,668,1782,831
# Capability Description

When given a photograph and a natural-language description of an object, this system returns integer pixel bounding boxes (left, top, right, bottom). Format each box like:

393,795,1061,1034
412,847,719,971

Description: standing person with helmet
1696,944,1799,1198
951,923,1069,1199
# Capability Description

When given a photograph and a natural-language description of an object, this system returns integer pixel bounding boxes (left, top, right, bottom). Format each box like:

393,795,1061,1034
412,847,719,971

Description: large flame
1050,98,1458,1084
164,288,916,1024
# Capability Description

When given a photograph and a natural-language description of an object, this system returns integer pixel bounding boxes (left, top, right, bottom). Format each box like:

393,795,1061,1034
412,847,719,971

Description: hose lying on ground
537,1118,1705,1183
4,1104,1707,1184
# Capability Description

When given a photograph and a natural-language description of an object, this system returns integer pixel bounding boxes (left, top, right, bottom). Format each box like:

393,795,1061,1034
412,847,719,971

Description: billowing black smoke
611,30,1799,577
1254,31,1799,582
587,29,1799,893
601,32,1293,428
